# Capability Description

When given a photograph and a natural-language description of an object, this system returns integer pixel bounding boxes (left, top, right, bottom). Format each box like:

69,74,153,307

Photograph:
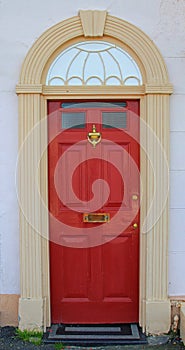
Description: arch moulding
16,11,173,334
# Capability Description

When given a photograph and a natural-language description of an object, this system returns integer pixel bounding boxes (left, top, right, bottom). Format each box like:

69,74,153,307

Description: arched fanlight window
46,41,142,86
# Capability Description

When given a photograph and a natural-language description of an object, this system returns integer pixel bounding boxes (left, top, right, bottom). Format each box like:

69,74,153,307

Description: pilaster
142,93,171,333
18,92,48,330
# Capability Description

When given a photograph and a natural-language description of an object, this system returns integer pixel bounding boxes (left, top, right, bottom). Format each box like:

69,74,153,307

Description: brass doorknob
132,194,138,201
133,223,138,229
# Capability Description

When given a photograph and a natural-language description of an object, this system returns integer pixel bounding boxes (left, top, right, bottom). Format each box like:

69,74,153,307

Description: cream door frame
16,11,173,334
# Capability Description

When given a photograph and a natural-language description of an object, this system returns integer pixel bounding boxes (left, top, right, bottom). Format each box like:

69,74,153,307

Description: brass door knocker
87,124,101,148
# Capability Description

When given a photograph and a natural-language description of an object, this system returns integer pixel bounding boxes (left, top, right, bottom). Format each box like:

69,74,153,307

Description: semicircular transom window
46,41,142,86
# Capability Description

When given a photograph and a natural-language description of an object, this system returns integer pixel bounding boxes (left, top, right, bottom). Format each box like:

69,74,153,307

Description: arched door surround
16,11,173,334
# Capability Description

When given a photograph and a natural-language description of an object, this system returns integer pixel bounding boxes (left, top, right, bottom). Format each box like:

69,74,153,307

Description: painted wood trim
79,10,107,37
18,15,170,86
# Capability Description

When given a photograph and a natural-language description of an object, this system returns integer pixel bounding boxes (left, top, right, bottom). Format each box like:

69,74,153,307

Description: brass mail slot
83,213,110,223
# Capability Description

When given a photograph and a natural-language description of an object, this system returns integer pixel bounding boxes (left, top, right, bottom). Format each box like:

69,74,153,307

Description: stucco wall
0,0,185,296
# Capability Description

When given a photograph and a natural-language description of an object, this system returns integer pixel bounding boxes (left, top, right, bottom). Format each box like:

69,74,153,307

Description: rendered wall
0,0,185,303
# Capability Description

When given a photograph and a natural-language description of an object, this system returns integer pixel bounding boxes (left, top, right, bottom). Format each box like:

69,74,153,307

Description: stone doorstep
1,294,185,346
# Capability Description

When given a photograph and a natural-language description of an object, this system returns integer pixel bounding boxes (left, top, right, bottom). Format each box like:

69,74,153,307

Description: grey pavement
1,326,185,350
65,344,185,350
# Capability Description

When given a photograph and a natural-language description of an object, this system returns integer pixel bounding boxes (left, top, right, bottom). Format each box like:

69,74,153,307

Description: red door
48,101,140,324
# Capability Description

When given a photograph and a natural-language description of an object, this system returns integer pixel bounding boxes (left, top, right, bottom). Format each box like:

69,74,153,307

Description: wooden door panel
59,143,88,207
61,245,90,299
102,235,134,299
48,100,140,324
102,143,130,208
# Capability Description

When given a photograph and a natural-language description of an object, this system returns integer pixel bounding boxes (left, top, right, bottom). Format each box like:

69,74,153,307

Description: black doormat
44,323,147,345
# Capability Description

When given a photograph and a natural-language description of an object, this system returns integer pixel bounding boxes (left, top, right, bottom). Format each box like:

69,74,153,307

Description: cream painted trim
16,13,173,332
16,84,173,96
79,10,107,37
16,84,43,93
18,14,170,86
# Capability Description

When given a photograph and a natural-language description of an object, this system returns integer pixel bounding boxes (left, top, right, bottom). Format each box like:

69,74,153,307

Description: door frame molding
16,11,173,334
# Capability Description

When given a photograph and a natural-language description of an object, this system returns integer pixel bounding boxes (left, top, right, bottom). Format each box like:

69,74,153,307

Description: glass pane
46,41,142,86
102,112,127,129
124,77,140,85
67,77,83,85
86,77,102,85
62,112,85,129
106,77,122,85
61,102,127,108
84,53,105,82
49,77,65,85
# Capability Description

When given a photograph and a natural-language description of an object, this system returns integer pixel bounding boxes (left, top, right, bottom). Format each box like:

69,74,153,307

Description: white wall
0,0,185,295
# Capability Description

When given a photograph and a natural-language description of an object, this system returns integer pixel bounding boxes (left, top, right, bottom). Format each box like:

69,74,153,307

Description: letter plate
83,213,110,223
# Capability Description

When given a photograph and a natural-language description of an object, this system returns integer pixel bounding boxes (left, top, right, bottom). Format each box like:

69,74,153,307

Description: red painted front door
48,101,140,324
